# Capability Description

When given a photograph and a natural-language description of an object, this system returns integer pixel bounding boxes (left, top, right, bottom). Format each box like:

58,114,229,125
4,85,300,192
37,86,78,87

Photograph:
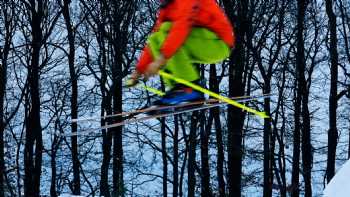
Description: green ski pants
147,22,231,88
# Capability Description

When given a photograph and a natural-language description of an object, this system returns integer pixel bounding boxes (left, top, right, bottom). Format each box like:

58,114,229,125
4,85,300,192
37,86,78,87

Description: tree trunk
223,0,247,195
325,0,339,183
100,116,112,197
111,57,124,196
275,65,288,197
291,0,309,196
100,51,112,197
263,82,273,197
179,116,188,197
112,123,123,197
0,29,10,197
296,0,313,196
173,116,179,197
200,111,212,197
110,1,136,195
291,78,301,197
302,95,312,196
161,118,168,197
98,7,111,195
227,68,245,197
1,2,15,196
24,1,44,195
188,112,199,197
209,64,225,197
62,0,80,194
0,56,6,197
111,37,124,197
50,136,58,197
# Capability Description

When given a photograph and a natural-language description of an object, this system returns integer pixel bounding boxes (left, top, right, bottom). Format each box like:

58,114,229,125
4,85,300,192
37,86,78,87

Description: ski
158,71,269,118
65,94,272,137
71,94,272,123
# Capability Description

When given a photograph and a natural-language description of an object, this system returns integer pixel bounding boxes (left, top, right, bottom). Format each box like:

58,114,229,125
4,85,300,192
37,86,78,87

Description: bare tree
20,0,61,195
222,0,247,196
173,116,179,197
60,0,81,194
291,0,309,196
0,0,17,195
188,111,199,197
161,118,168,197
325,0,340,183
246,1,287,195
209,64,225,197
200,110,212,197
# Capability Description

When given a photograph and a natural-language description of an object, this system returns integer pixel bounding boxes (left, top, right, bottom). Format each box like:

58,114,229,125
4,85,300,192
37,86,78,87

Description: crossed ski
64,94,272,137
72,94,268,123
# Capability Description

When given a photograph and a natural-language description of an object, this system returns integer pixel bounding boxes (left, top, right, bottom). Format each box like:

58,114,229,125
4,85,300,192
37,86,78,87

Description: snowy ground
324,159,350,197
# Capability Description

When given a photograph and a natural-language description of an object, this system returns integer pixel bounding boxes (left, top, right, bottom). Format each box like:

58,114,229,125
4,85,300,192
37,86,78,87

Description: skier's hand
127,71,140,87
144,54,166,78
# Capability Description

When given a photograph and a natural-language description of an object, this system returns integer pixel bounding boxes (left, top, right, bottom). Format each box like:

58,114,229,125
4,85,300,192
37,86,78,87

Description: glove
128,54,166,87
127,71,140,87
143,54,166,78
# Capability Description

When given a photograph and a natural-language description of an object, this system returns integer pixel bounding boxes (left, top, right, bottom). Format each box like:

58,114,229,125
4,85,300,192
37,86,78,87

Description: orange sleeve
160,0,198,59
136,46,153,74
136,11,165,74
152,10,165,32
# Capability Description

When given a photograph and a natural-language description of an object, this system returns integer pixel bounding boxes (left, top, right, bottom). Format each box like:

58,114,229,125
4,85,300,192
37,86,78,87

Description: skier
129,0,235,105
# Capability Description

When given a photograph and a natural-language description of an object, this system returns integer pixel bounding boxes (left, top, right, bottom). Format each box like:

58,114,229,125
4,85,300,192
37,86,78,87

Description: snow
324,159,350,197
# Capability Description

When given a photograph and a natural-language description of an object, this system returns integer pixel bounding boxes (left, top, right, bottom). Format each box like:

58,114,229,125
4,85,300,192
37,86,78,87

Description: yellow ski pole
158,70,269,119
126,78,165,97
141,84,165,96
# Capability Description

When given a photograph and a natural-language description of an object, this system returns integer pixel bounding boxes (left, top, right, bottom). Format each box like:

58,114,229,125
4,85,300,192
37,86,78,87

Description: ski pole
141,84,165,96
126,78,165,96
158,70,269,119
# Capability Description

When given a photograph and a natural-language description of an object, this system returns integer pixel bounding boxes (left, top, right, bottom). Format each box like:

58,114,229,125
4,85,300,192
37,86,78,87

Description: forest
0,0,350,196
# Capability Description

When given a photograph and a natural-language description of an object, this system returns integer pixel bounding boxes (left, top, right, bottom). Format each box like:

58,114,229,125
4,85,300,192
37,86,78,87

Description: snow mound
324,159,350,197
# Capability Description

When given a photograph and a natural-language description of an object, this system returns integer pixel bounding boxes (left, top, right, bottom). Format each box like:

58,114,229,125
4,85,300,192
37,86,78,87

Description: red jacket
137,0,235,74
